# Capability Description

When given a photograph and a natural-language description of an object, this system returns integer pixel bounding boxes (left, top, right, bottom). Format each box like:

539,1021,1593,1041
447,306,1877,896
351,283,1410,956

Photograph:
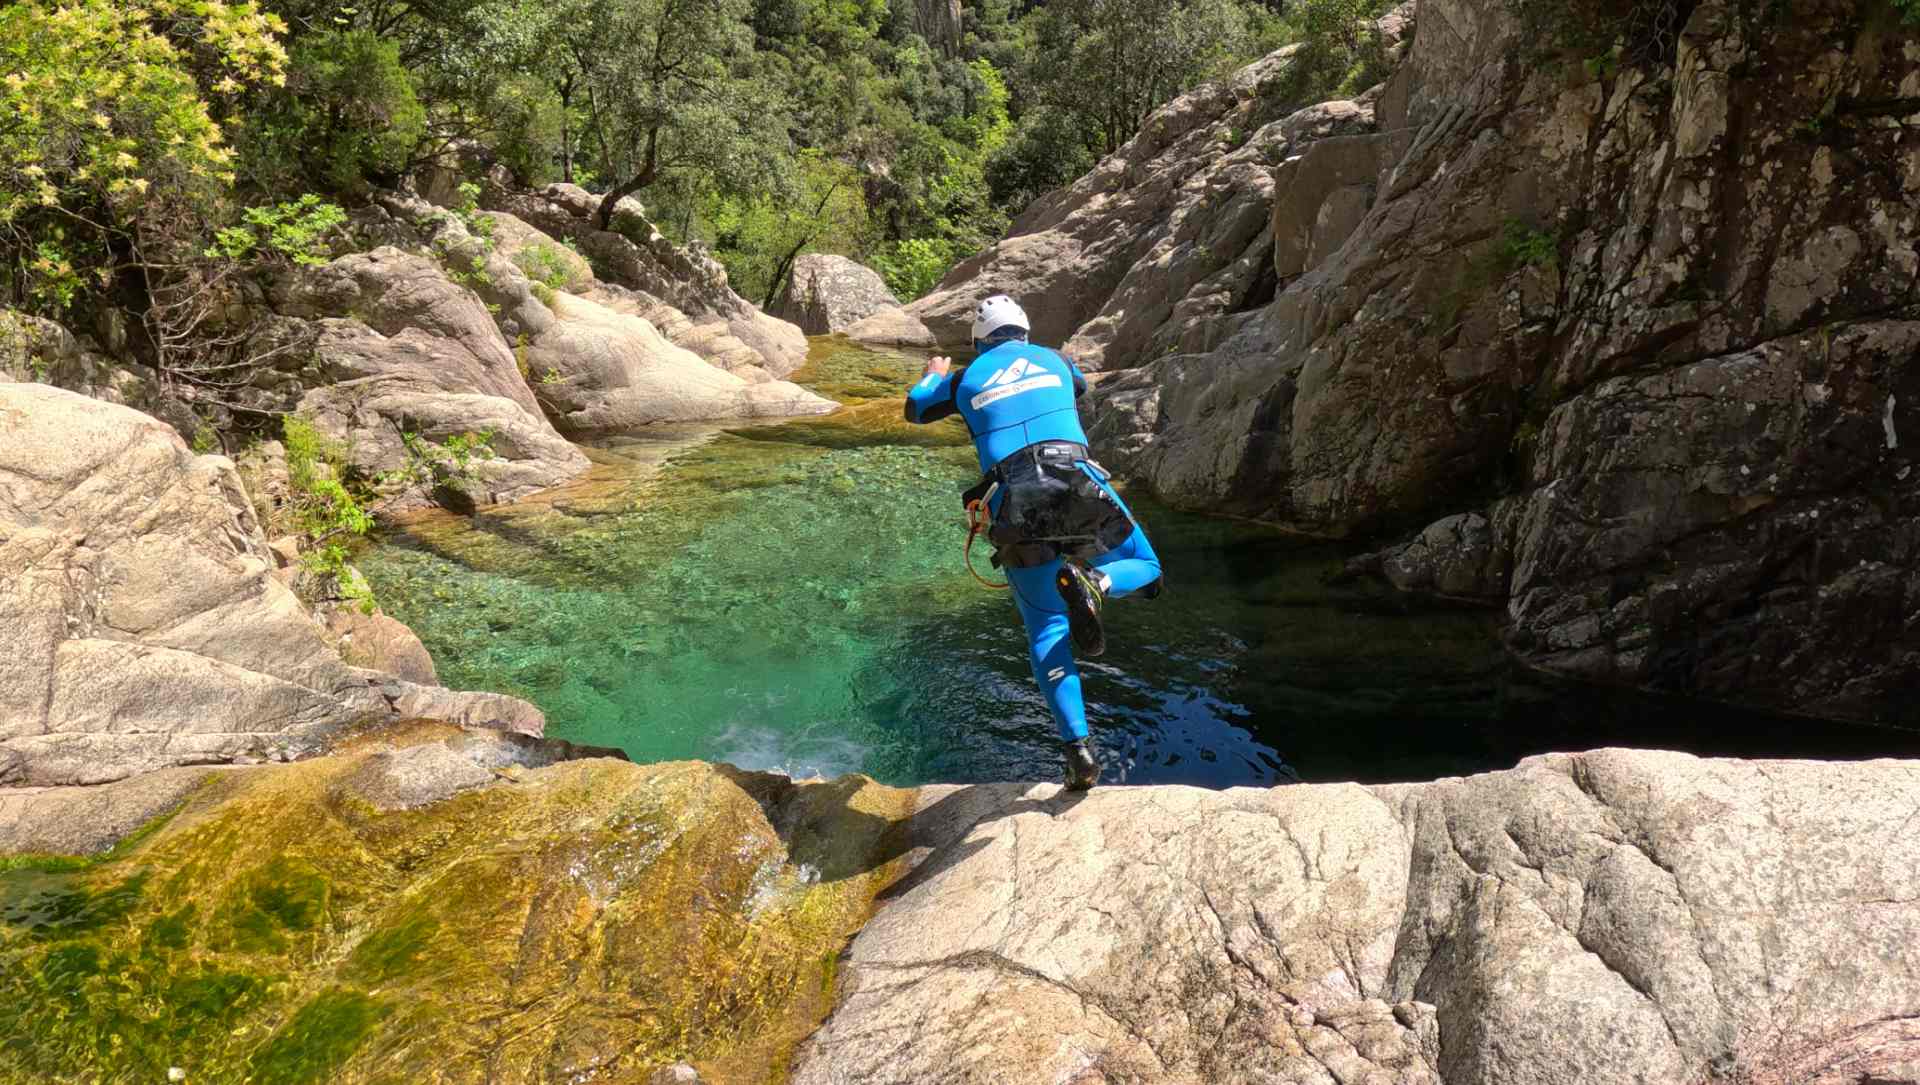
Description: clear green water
359,340,1920,787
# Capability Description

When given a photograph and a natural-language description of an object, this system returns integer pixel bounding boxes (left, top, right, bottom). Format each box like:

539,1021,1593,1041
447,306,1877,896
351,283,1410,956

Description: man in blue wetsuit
904,294,1162,790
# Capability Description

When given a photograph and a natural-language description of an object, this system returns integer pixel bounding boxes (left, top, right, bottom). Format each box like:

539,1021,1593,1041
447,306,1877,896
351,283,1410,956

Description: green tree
1026,0,1254,155
709,151,872,307
558,0,793,228
0,0,287,312
246,29,426,192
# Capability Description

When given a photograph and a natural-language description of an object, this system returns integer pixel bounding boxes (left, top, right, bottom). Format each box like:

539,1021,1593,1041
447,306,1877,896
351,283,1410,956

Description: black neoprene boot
1063,738,1101,790
1054,561,1107,657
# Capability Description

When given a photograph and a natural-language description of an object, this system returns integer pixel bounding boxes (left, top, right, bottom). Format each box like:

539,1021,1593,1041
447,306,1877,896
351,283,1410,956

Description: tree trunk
762,240,810,311
594,127,659,230
557,75,575,184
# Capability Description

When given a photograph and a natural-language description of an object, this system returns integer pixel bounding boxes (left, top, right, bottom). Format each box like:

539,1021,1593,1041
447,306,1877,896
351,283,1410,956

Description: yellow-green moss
0,721,917,1084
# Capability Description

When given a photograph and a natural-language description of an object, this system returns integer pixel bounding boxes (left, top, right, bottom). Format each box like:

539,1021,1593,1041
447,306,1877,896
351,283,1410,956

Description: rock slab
794,749,1920,1085
0,384,544,786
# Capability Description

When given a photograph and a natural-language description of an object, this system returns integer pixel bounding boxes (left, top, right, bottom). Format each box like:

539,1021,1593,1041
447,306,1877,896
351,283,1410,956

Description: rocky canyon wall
932,0,1919,725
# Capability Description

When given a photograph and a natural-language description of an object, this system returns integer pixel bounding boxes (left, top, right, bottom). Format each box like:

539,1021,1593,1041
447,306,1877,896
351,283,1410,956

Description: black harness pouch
966,442,1135,570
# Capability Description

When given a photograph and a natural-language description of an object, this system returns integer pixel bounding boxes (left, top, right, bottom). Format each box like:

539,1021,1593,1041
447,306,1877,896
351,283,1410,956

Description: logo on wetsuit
971,357,1061,410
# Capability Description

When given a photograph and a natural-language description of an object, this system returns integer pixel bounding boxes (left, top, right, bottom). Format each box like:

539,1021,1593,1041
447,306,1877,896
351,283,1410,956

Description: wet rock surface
0,720,915,1084
794,749,1920,1084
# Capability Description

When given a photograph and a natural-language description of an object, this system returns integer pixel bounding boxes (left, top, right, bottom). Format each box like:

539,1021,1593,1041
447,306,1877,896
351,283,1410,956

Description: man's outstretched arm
904,355,959,423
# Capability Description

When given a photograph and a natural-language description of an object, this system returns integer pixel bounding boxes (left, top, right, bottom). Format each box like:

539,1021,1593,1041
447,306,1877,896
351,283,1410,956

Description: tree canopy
2,0,1399,327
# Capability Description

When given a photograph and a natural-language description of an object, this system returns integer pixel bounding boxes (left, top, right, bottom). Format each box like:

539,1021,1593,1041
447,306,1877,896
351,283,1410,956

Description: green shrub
296,30,424,187
384,429,499,500
871,238,965,302
207,195,346,266
514,243,577,290
283,415,377,612
1495,218,1558,273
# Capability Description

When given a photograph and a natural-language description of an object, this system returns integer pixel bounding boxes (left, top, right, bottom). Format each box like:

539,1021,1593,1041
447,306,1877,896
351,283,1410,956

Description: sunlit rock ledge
6,725,1919,1084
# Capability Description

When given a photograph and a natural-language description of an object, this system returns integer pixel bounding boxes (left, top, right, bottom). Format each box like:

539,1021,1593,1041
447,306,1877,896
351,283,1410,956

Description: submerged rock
795,749,1920,1084
0,720,917,1084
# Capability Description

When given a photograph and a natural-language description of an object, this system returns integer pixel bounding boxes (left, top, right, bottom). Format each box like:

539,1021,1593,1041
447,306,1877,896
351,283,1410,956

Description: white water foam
712,721,872,781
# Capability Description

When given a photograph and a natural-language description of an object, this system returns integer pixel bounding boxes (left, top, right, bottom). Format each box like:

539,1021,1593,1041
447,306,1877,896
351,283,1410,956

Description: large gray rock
523,291,835,434
1078,0,1919,724
773,254,902,335
0,384,545,786
490,184,810,380
795,749,1920,1085
477,209,595,292
271,247,590,507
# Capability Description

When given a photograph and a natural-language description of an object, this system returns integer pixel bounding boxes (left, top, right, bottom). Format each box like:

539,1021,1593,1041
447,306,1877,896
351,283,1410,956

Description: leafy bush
283,415,377,612
243,29,425,193
1274,0,1395,107
206,196,347,266
514,243,578,290
388,429,499,499
984,108,1098,214
871,238,964,302
0,0,285,312
1496,219,1558,273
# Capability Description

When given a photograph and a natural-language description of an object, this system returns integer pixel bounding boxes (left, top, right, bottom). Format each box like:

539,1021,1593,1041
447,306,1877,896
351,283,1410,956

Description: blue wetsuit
905,341,1161,742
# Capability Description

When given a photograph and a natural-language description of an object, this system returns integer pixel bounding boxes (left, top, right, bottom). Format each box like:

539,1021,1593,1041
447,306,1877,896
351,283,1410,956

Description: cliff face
936,0,1919,724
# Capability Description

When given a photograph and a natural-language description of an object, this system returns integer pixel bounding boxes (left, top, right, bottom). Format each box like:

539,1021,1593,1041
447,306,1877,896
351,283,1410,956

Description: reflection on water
358,339,1920,787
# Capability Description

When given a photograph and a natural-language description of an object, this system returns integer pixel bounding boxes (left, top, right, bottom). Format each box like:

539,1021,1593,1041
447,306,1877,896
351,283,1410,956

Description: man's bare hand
925,355,952,377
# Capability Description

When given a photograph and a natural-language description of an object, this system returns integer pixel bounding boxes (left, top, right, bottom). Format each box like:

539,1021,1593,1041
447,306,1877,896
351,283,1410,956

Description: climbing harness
957,441,1136,590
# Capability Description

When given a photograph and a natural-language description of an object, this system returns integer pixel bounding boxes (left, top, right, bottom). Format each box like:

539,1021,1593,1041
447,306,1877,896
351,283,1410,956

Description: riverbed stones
0,384,546,786
794,749,1920,1085
772,254,902,335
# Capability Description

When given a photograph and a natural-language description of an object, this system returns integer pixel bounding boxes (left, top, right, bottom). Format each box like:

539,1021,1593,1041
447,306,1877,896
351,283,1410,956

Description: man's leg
1089,521,1161,598
1007,558,1087,742
1087,479,1162,598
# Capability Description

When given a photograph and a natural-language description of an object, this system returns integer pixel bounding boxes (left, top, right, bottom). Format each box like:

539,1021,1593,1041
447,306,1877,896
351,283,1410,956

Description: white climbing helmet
971,294,1031,343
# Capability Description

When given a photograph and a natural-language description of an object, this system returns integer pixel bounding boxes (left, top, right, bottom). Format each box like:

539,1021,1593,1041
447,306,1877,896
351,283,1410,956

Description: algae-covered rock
0,721,915,1085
